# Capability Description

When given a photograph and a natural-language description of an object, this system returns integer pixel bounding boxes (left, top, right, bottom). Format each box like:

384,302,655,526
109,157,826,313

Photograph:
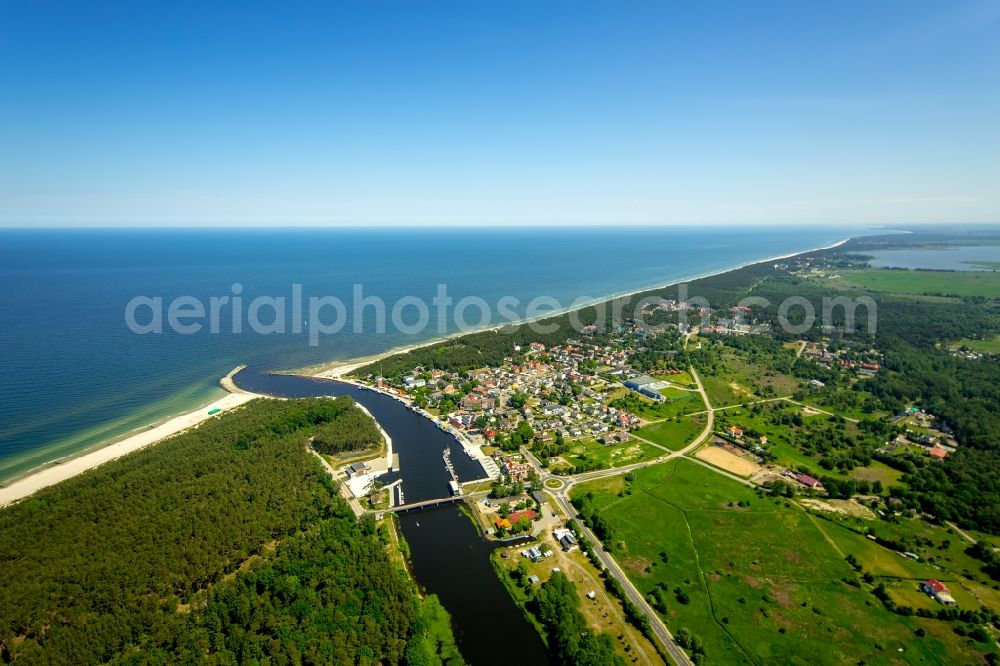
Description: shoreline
0,366,257,507
304,237,850,379
0,235,852,507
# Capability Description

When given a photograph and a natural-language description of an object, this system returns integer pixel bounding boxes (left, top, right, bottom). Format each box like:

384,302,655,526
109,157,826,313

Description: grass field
653,370,696,387
613,388,705,421
563,437,662,469
700,373,750,408
633,415,705,451
950,337,1000,353
714,401,903,488
837,268,1000,298
814,513,1000,601
572,459,998,665
812,518,940,580
697,345,802,410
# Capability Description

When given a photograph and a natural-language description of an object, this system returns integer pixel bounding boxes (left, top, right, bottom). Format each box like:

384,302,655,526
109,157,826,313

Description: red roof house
796,473,822,489
921,579,956,604
928,446,949,459
507,509,538,525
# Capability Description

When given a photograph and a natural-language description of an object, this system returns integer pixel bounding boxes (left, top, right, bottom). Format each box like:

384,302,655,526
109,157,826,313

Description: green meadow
950,336,1000,353
837,268,1000,298
715,401,903,489
562,437,662,469
610,387,705,420
572,459,997,665
633,415,705,451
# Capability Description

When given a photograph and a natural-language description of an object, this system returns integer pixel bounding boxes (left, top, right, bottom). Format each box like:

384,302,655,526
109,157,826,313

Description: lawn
562,438,662,470
633,415,705,451
652,369,696,387
571,459,997,665
611,388,705,421
950,336,1000,353
837,268,1000,298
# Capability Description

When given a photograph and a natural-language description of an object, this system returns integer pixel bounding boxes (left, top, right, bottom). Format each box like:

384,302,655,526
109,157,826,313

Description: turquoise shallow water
0,225,866,482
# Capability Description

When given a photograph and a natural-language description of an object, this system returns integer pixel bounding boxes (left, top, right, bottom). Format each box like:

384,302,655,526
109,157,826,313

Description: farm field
571,459,998,665
633,415,705,451
836,268,1000,298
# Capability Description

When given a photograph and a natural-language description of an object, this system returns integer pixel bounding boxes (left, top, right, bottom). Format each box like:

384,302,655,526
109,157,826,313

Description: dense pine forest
0,397,460,664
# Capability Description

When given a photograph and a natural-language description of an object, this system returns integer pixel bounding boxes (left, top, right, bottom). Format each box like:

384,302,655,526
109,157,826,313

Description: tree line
0,398,461,664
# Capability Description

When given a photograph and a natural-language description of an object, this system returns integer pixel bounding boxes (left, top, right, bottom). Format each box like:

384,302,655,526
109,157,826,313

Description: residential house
796,473,822,489
507,509,537,525
921,579,956,605
928,445,949,460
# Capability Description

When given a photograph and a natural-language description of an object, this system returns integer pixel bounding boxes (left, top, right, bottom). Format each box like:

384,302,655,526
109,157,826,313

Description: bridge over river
388,490,488,513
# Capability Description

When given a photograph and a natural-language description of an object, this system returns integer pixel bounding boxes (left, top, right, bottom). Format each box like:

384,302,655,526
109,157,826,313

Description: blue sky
1,1,998,226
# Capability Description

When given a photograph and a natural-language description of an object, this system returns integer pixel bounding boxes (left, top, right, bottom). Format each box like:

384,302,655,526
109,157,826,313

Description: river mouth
232,368,549,665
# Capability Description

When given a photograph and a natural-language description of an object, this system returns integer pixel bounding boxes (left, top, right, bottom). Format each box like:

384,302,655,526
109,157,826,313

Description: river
232,368,549,666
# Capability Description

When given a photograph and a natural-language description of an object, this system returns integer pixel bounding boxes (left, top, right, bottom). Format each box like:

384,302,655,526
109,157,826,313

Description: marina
231,367,549,665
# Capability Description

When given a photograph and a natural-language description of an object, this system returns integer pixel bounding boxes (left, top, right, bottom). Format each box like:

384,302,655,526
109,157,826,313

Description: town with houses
316,247,1000,665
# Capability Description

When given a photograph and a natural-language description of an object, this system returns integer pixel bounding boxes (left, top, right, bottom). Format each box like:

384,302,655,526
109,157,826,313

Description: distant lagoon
0,225,873,483
865,243,1000,271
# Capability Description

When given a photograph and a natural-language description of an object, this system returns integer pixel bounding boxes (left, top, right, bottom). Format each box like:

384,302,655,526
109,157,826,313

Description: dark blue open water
0,225,865,481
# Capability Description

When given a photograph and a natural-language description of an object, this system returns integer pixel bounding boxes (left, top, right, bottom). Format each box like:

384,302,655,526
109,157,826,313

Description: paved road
522,365,718,666
545,488,693,666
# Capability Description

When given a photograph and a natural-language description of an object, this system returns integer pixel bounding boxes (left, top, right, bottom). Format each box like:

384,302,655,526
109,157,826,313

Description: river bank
0,235,852,506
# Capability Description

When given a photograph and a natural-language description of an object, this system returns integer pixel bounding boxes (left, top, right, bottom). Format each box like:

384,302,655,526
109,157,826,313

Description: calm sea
0,226,866,481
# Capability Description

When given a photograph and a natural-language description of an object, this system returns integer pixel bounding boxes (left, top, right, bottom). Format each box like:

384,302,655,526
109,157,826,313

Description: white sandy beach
0,237,850,509
0,374,257,507
308,238,850,380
